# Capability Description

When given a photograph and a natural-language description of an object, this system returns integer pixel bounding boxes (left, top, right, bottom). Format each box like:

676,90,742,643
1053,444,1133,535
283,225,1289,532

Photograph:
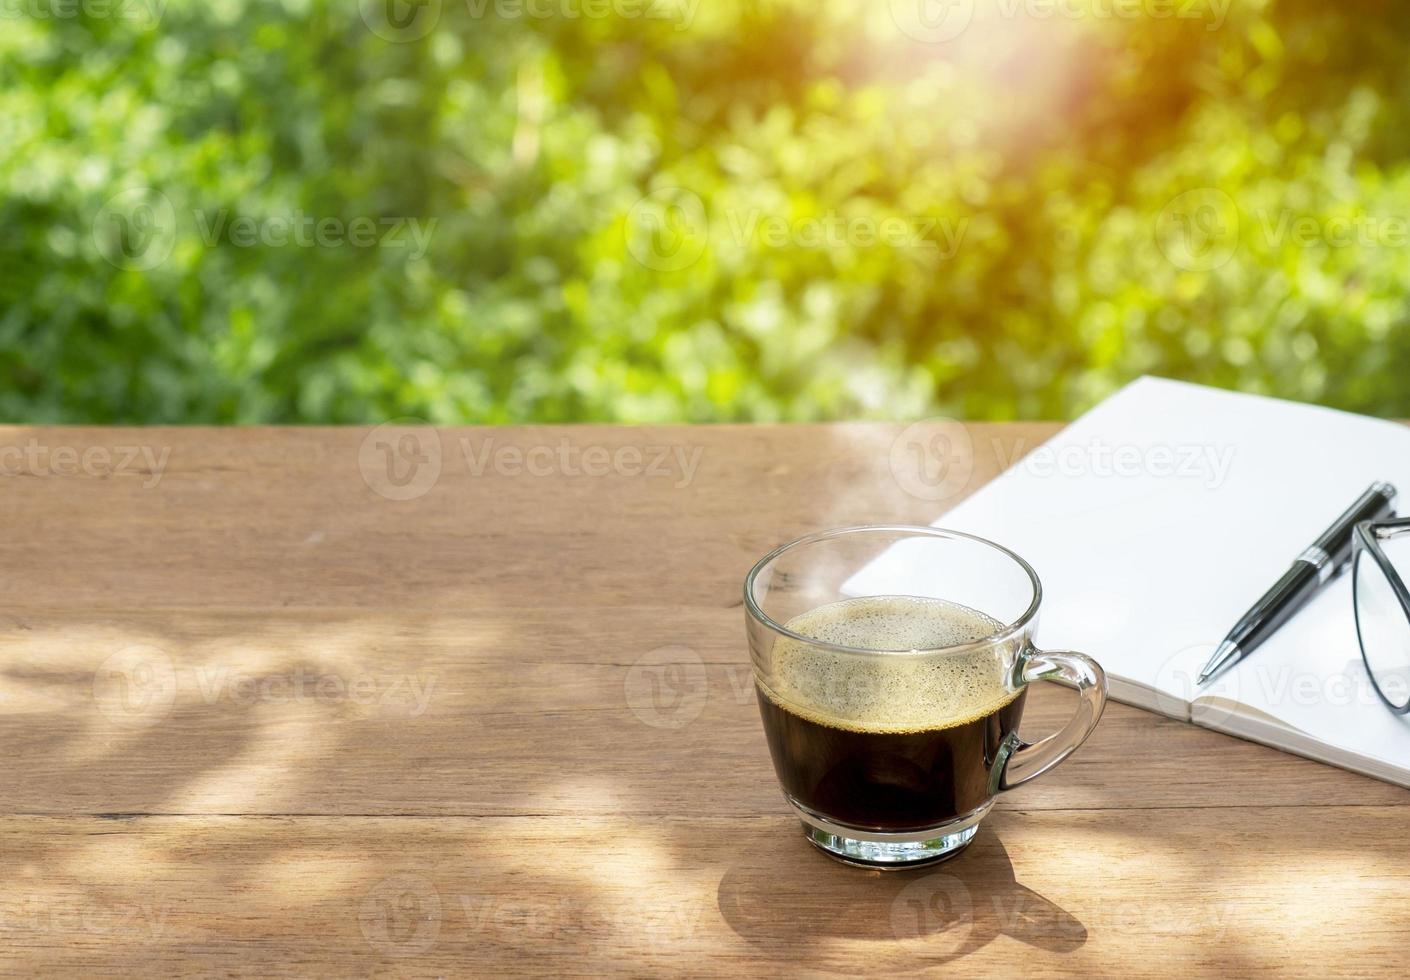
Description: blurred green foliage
2,0,1408,423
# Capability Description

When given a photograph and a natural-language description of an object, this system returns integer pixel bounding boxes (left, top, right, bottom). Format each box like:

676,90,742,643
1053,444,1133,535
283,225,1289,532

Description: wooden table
2,422,1406,976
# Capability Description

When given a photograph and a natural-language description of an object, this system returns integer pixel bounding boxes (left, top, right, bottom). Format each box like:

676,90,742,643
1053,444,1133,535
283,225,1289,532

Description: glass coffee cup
745,525,1107,868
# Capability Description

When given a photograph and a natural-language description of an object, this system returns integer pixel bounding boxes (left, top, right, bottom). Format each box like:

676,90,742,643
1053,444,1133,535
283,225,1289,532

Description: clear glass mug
745,525,1107,868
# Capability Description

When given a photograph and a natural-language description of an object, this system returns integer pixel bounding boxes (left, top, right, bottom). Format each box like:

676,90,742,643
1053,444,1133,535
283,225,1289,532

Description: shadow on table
716,816,1085,968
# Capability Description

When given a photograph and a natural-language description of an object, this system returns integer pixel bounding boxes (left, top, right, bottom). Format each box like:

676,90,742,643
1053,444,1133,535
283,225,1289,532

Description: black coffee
756,596,1025,831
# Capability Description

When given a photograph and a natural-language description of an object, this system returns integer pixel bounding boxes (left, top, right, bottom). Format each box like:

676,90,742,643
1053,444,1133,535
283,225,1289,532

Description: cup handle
998,648,1107,791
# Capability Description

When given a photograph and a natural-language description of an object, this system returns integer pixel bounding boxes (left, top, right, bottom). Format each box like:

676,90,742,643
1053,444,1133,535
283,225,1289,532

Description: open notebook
858,377,1410,787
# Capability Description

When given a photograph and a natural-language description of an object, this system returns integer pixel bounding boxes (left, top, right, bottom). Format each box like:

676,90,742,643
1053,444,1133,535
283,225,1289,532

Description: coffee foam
762,595,1019,733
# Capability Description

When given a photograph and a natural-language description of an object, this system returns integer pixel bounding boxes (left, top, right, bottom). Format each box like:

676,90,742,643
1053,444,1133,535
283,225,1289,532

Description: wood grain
0,423,1405,976
3,808,1406,977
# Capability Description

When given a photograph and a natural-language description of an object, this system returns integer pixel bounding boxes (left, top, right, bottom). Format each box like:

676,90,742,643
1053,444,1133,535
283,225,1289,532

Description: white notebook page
851,376,1410,767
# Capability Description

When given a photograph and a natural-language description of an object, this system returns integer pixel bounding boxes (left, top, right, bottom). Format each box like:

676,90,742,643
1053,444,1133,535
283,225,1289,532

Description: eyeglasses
1352,517,1410,713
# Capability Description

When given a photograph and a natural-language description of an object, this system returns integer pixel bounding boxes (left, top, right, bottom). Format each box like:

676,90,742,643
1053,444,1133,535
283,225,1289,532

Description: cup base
789,798,990,869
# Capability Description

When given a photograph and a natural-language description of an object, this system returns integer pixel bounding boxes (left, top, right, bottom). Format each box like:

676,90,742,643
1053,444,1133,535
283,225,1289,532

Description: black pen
1198,481,1399,684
